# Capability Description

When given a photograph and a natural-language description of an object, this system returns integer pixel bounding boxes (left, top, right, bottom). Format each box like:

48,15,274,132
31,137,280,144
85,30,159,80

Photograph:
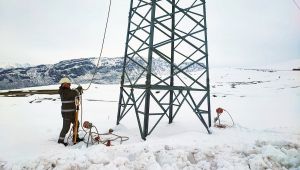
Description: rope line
224,109,235,126
85,0,112,91
65,94,129,146
62,0,129,147
82,129,129,147
293,0,300,10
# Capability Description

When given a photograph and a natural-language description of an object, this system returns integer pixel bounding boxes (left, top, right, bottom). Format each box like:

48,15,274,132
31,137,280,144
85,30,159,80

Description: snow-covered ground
0,66,299,169
0,62,31,69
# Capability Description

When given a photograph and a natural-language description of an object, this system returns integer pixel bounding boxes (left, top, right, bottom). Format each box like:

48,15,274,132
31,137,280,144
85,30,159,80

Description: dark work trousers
58,118,80,142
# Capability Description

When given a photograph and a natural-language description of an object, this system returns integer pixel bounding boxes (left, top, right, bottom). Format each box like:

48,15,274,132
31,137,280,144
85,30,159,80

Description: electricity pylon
117,0,211,140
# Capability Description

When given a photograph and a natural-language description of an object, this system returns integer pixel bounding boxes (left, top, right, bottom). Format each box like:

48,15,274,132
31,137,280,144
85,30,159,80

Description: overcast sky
0,0,299,67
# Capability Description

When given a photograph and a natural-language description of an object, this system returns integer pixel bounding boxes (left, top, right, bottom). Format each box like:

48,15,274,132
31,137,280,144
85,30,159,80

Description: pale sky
0,0,299,67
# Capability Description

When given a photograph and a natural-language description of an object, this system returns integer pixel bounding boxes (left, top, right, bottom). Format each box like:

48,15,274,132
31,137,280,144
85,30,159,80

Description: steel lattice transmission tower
117,0,211,140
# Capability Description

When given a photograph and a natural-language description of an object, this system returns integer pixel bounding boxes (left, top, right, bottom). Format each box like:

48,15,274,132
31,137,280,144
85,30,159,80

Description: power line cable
85,0,112,90
293,0,300,10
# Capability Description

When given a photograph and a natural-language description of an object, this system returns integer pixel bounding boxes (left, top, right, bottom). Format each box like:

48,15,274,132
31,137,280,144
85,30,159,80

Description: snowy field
0,65,299,169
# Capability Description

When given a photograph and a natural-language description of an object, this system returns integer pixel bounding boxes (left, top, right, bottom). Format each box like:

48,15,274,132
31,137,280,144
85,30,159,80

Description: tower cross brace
117,0,211,140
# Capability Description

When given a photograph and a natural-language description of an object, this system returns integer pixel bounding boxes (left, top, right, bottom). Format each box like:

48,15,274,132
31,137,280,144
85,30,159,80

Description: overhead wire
62,0,129,146
293,0,300,10
85,0,112,91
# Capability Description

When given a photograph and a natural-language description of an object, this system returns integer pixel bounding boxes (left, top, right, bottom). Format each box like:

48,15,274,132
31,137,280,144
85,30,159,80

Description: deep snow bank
5,138,300,170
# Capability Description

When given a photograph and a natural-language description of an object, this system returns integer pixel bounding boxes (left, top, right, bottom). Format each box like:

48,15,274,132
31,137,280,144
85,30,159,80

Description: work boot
73,137,84,145
73,135,84,142
58,139,68,147
76,137,84,142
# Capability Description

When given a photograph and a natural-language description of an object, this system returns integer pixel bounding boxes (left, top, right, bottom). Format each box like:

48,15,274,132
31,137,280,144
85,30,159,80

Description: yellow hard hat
59,77,71,84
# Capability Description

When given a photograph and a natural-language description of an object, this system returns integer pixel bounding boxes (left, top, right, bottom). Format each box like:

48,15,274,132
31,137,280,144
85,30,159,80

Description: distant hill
0,57,204,90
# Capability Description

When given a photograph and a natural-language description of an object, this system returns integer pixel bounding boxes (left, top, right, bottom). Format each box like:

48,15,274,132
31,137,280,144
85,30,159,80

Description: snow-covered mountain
0,57,204,90
0,62,31,69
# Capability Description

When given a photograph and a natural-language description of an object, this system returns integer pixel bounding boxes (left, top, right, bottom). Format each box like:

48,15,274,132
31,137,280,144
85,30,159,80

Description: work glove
77,85,83,94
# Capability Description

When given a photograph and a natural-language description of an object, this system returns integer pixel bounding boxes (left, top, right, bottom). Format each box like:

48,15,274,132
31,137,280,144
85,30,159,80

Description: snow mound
4,140,299,170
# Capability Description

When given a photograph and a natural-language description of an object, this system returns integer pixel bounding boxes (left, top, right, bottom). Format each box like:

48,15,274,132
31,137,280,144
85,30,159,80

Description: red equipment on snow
214,107,235,128
216,107,224,114
83,121,93,129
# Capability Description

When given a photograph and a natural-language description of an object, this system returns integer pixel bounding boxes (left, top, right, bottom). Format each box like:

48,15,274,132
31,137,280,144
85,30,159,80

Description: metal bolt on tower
117,0,211,140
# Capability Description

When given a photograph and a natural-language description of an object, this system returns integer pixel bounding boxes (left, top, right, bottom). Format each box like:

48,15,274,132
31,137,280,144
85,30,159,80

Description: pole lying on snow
0,89,58,97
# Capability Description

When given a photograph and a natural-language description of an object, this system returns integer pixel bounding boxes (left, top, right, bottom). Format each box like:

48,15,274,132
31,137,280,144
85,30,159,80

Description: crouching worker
57,77,83,146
